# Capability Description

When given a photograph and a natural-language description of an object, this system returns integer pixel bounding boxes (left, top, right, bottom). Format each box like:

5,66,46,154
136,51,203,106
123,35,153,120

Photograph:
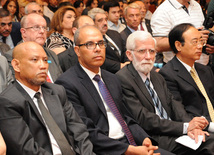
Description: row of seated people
0,16,214,154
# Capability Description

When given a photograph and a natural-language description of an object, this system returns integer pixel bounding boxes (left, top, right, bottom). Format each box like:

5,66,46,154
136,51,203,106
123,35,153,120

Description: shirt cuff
208,122,214,132
183,123,189,134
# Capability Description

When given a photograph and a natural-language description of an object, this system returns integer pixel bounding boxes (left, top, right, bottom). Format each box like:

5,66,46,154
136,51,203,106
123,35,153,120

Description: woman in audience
45,6,76,55
3,0,20,21
82,0,98,15
73,0,84,17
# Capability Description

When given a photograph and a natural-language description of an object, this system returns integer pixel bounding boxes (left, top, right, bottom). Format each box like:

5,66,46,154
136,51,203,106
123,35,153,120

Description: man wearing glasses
160,24,214,149
55,25,173,155
0,8,21,49
5,13,62,82
117,30,214,154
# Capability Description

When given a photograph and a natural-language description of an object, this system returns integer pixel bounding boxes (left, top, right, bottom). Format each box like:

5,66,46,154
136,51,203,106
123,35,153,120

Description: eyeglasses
190,39,206,46
24,25,49,31
77,41,107,50
133,49,156,55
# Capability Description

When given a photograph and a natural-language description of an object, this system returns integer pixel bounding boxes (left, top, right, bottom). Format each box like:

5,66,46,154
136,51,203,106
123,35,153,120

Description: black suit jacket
11,22,22,46
120,27,132,50
145,19,152,34
102,30,128,74
159,56,214,121
57,46,78,72
0,81,94,155
55,64,155,155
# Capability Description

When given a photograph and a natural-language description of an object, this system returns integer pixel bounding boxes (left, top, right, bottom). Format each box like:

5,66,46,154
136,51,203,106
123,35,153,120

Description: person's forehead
183,27,201,40
95,13,107,20
0,16,12,22
79,28,102,40
109,6,120,11
26,15,46,25
127,8,140,14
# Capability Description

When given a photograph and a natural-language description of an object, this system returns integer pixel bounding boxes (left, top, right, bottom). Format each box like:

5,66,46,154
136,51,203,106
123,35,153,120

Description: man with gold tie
160,23,214,131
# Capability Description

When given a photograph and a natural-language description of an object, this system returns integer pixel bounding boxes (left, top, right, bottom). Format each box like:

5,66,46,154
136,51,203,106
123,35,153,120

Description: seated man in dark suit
0,8,22,49
0,41,95,155
159,23,214,132
88,8,130,73
120,3,141,48
5,13,62,82
116,30,214,154
55,25,174,155
57,15,95,72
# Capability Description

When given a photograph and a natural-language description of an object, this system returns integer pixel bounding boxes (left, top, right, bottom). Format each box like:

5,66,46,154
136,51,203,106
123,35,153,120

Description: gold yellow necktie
190,67,214,122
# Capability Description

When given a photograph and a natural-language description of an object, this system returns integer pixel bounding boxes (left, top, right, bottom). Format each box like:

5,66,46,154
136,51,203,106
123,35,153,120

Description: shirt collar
127,26,137,33
137,70,151,83
80,64,101,81
16,80,42,99
177,56,195,72
168,0,192,9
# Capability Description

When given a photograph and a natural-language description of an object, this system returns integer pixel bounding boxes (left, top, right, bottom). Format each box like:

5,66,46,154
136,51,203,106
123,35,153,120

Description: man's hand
188,129,210,143
205,44,214,54
188,117,209,132
198,27,209,41
125,138,159,155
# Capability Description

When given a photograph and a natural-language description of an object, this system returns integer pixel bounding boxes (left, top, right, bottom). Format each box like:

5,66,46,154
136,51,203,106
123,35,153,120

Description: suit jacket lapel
14,81,45,126
42,86,66,129
75,64,108,118
172,57,200,92
128,64,155,110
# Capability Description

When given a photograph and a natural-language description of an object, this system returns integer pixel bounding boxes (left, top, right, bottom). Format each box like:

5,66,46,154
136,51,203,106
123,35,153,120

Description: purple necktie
93,74,137,146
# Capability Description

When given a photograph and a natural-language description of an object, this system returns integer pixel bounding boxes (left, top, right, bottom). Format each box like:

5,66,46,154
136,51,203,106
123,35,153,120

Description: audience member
17,0,29,19
73,0,84,17
116,30,214,154
151,0,211,65
45,6,76,55
118,0,126,25
3,0,20,22
47,0,58,13
159,24,214,128
103,1,125,33
0,55,13,93
0,8,21,49
42,0,55,20
55,25,173,155
0,41,95,155
5,13,62,82
82,0,98,15
120,3,141,48
142,0,152,20
88,8,129,73
58,15,95,72
24,2,51,30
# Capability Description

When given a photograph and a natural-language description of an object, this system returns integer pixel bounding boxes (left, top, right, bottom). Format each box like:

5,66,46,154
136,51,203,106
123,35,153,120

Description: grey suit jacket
0,55,13,93
4,42,62,82
0,81,94,155
116,63,191,136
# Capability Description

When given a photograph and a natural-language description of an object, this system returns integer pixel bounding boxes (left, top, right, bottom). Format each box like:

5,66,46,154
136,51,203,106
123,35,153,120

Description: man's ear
11,59,20,73
72,27,77,35
126,50,133,61
74,46,80,57
175,41,182,52
20,28,26,39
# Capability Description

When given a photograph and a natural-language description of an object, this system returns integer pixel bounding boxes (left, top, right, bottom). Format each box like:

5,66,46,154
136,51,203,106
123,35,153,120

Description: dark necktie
34,92,75,155
2,36,6,43
182,5,189,14
103,35,120,56
140,23,144,31
93,74,137,146
145,78,169,120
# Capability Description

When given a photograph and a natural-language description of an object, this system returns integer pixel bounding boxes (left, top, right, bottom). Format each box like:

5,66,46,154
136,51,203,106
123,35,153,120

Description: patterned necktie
93,74,137,146
34,92,75,155
190,68,214,122
145,78,169,119
46,74,52,83
140,23,144,31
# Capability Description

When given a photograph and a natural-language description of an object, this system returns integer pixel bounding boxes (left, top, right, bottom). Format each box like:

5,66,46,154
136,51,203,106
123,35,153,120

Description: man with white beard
116,31,214,154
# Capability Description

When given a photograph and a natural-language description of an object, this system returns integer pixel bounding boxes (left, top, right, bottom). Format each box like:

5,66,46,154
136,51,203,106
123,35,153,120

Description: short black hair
0,8,10,18
74,0,83,8
103,1,120,12
169,23,194,54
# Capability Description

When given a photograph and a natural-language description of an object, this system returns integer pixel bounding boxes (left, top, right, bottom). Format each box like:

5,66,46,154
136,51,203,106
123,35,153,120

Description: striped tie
145,78,169,119
190,68,214,122
93,74,137,146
